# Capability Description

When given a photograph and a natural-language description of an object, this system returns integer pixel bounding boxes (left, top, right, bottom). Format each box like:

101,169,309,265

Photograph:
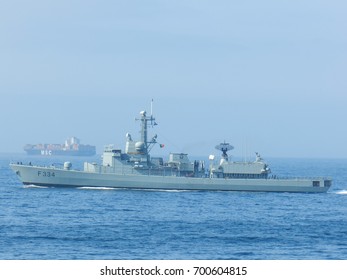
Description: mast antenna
151,98,153,117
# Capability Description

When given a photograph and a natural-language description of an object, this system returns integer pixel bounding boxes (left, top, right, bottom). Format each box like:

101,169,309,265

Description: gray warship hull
10,103,332,193
10,164,331,193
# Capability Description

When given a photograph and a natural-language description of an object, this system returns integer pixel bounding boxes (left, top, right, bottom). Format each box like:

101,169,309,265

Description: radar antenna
135,100,158,156
215,141,234,162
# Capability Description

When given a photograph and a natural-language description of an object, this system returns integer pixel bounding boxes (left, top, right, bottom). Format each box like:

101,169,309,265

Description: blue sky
0,0,346,158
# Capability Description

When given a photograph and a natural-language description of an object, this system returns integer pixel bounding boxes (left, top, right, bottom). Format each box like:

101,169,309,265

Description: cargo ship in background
23,137,96,156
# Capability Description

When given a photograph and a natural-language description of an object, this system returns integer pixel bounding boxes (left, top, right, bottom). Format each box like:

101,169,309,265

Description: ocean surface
0,154,346,260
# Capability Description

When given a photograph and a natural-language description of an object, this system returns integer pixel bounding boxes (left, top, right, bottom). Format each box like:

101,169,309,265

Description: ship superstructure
11,104,332,192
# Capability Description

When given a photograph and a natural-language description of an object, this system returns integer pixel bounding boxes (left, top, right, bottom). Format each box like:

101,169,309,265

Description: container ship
23,137,96,156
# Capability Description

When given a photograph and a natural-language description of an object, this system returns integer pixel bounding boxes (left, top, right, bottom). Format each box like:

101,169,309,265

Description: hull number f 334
37,171,55,177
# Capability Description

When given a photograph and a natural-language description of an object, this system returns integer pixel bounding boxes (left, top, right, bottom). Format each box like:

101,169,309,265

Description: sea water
0,154,346,259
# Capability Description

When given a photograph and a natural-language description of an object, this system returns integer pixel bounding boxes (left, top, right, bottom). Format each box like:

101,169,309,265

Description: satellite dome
64,162,72,170
135,141,145,151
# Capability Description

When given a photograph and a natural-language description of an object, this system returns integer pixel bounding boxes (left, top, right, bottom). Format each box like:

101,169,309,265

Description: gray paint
10,106,332,193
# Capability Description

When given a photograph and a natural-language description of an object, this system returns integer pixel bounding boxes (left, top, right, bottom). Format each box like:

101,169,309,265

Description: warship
24,137,96,156
10,104,332,193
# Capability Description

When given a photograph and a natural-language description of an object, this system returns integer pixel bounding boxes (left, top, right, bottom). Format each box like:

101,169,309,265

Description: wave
23,184,50,189
335,190,347,195
154,189,190,193
78,186,116,191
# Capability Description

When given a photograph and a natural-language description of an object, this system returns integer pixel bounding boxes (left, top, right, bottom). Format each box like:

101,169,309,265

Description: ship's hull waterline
10,164,330,193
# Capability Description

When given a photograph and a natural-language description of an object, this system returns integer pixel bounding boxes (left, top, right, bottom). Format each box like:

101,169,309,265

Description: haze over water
0,1,346,159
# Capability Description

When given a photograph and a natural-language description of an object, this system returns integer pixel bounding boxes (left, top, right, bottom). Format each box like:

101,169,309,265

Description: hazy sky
1,0,346,158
